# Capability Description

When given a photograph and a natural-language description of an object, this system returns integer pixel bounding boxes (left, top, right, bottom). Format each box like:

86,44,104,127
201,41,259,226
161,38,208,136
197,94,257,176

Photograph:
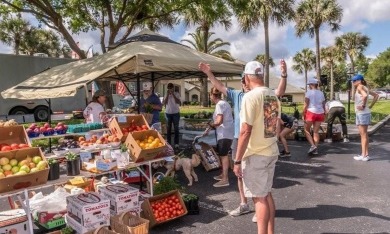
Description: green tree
181,28,233,60
295,0,343,82
231,0,294,87
1,0,192,58
321,61,348,93
254,54,275,73
365,48,390,88
321,46,344,99
21,28,65,57
335,32,371,74
292,48,316,92
0,15,29,55
182,0,232,107
354,55,371,76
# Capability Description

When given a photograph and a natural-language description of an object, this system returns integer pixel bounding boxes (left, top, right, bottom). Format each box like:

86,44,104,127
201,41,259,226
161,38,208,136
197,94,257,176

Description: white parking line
277,160,322,168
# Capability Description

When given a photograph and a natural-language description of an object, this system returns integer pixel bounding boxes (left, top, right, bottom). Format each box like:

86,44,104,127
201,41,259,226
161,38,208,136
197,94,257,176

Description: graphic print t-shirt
240,86,281,158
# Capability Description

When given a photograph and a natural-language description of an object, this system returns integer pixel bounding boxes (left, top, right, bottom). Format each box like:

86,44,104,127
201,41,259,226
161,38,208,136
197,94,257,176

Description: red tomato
10,143,19,150
1,146,12,152
18,144,29,149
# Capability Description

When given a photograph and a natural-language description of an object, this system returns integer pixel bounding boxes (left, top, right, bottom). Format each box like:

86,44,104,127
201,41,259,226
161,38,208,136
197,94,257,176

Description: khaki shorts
242,155,278,198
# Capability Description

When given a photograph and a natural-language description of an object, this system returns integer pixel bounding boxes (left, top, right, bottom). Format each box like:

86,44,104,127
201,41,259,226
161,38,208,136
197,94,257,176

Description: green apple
2,164,12,171
14,171,27,176
0,172,5,178
19,165,30,173
32,156,42,165
0,157,9,166
30,168,39,173
11,166,20,174
9,159,18,167
36,161,47,170
18,160,29,167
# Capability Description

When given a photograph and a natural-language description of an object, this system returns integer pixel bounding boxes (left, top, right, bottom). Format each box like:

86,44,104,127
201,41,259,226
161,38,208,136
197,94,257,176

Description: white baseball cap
142,82,152,91
244,61,263,75
307,78,319,85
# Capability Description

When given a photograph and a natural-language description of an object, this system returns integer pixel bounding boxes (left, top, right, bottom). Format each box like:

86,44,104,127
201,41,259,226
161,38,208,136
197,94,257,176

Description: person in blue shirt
140,82,162,125
199,60,288,220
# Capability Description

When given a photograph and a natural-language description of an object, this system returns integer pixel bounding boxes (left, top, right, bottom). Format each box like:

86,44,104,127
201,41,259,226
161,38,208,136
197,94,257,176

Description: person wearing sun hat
302,77,325,155
351,74,379,162
83,89,108,123
140,82,162,125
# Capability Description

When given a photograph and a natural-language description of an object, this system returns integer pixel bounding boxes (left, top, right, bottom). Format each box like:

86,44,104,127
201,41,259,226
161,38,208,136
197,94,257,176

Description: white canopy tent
1,30,243,101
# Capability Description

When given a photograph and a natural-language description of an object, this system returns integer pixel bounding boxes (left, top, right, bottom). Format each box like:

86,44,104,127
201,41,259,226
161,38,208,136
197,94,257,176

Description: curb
348,114,390,138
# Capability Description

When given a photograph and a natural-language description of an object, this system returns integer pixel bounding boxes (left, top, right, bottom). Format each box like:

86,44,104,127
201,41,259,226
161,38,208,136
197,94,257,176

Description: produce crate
141,190,187,228
35,217,65,230
0,125,31,147
194,142,221,171
124,130,167,163
111,212,149,234
108,115,150,141
0,147,49,193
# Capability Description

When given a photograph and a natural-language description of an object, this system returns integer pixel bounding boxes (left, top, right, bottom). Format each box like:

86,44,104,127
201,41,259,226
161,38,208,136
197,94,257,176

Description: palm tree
181,29,233,61
335,32,371,74
292,48,316,92
231,0,295,87
295,0,343,82
321,46,345,99
0,15,30,55
183,0,232,107
254,54,275,73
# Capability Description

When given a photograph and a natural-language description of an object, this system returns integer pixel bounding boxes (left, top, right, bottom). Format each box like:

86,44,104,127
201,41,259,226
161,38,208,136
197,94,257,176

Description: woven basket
85,226,119,234
111,212,149,234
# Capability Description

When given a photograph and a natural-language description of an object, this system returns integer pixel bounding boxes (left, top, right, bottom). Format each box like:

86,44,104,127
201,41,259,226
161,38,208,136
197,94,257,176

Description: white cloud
338,0,390,27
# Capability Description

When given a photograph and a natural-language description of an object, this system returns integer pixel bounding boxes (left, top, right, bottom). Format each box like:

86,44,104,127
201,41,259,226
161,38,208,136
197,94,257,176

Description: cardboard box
108,115,150,142
138,191,151,209
141,190,187,228
125,130,167,163
66,192,110,226
0,125,31,147
0,147,49,193
35,210,67,224
285,130,296,140
194,142,221,171
0,209,29,234
65,214,109,234
99,184,139,215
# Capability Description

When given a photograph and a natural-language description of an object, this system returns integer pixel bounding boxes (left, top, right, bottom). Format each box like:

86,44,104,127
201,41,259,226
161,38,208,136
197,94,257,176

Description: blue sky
1,0,390,88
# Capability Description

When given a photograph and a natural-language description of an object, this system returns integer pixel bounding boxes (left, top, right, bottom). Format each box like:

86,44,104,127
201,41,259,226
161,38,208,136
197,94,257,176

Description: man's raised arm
198,62,228,96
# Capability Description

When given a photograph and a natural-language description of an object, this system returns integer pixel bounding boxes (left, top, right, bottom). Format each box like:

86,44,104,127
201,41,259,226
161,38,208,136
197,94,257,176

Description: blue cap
352,74,364,81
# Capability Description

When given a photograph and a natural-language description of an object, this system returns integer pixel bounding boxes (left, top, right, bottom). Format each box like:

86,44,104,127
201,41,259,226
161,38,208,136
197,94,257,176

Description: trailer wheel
34,106,49,122
9,106,30,115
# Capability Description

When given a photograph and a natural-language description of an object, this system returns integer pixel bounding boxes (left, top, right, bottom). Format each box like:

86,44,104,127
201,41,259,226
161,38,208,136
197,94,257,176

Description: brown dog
153,154,201,186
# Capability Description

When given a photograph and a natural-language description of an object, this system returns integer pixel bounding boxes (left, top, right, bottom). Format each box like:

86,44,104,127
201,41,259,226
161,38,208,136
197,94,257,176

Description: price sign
118,115,127,123
80,151,92,162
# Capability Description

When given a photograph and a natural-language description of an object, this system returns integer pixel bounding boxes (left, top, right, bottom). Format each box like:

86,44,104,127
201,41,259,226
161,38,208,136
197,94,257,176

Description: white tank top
354,85,370,114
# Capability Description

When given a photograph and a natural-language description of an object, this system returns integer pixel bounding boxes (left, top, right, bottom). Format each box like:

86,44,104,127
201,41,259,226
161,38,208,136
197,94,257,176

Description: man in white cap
140,82,162,125
233,61,281,234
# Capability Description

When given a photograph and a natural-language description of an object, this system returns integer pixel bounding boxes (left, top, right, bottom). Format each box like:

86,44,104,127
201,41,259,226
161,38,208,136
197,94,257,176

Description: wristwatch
234,160,241,165
362,105,366,109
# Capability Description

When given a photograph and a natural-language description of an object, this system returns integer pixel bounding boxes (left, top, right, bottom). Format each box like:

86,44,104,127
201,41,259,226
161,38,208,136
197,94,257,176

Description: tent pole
137,74,141,114
151,73,155,90
84,84,89,106
48,99,52,152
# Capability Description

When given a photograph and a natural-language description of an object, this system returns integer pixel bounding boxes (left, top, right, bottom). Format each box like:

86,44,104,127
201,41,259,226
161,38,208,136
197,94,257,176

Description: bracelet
281,74,287,79
234,160,241,165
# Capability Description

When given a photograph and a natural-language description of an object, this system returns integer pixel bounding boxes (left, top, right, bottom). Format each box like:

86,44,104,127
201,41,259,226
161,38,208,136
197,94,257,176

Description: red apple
63,125,68,130
26,128,33,134
10,143,19,150
40,127,47,133
34,128,40,133
57,122,64,127
57,126,64,131
43,123,50,128
29,124,36,130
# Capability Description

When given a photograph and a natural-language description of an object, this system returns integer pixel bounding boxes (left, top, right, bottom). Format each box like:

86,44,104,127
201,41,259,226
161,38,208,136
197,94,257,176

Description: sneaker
324,139,332,143
213,175,222,181
252,214,257,223
312,149,319,155
279,150,291,157
353,155,363,161
213,180,229,187
343,138,350,143
229,204,250,216
361,156,370,161
308,146,317,154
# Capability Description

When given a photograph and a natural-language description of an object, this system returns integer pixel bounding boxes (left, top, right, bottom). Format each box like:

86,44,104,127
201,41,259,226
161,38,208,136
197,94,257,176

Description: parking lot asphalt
151,120,390,234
